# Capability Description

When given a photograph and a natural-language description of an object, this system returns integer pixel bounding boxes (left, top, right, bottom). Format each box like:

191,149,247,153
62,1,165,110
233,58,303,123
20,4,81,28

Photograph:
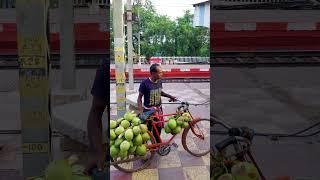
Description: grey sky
111,0,201,20
149,0,197,20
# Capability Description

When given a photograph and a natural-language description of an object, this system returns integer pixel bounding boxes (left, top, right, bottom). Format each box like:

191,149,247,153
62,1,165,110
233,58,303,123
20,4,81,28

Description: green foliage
27,155,92,180
110,0,209,61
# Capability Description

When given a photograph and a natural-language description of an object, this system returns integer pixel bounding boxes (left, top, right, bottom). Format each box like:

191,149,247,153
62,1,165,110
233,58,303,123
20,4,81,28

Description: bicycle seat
215,136,237,152
139,109,157,123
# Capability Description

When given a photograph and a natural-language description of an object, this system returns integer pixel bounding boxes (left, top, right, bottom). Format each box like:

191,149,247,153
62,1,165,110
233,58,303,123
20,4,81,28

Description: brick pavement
110,82,210,180
110,133,210,180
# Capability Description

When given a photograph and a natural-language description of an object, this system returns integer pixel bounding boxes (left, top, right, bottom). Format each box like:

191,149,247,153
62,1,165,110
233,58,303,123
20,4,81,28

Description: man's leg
87,97,106,172
155,125,162,143
87,68,109,173
145,112,161,143
150,125,162,143
146,120,162,143
86,66,108,173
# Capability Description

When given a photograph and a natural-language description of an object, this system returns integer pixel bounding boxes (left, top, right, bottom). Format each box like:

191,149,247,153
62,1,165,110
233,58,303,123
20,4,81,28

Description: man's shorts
139,109,156,123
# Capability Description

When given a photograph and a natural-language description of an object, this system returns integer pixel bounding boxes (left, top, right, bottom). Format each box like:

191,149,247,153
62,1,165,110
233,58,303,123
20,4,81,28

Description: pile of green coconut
28,155,91,180
211,152,260,180
164,112,192,135
110,111,151,160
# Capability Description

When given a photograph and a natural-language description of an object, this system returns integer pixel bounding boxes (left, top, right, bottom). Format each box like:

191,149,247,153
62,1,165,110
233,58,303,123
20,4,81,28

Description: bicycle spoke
185,137,200,152
182,119,210,156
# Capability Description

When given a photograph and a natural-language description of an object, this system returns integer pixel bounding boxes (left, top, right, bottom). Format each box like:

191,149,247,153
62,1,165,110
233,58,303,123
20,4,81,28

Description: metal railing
136,56,210,64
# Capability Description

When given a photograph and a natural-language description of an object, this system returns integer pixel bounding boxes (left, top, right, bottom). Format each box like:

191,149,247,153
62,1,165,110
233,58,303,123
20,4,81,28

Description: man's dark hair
150,64,160,74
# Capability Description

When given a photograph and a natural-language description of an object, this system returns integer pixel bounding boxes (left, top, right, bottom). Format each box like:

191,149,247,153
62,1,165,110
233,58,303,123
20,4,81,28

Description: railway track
0,54,108,69
110,78,210,83
2,52,320,68
211,51,320,67
0,54,209,69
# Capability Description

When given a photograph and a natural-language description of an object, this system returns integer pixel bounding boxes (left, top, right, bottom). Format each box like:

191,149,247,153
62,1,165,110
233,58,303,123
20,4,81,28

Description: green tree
176,10,209,57
111,0,209,62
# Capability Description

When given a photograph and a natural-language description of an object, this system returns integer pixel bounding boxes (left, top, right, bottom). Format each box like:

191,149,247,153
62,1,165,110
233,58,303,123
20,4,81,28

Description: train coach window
50,0,59,8
0,0,15,8
1,0,6,8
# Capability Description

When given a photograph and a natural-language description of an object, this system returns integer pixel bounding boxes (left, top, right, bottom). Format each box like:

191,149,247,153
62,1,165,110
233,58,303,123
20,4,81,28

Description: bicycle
110,99,210,173
210,114,266,180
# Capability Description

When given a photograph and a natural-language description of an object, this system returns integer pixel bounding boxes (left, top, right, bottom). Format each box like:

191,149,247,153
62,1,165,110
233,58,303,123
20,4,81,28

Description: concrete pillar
59,0,76,89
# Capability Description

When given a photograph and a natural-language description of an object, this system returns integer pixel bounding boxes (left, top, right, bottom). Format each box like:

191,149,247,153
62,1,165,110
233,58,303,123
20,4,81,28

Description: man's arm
161,91,176,101
137,93,143,114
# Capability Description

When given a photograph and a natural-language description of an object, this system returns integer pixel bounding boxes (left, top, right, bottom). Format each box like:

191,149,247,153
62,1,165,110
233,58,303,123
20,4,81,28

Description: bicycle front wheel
182,118,210,157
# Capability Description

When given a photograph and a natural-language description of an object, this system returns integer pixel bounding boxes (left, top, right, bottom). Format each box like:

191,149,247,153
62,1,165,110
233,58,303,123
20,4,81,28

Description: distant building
193,0,210,28
211,0,318,6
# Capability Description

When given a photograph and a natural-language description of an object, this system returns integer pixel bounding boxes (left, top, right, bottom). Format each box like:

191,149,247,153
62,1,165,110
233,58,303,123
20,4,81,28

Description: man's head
150,64,163,80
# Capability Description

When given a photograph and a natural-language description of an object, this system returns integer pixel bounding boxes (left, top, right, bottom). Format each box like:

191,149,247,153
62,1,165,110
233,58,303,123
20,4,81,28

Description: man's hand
138,108,143,116
162,91,177,102
169,96,177,102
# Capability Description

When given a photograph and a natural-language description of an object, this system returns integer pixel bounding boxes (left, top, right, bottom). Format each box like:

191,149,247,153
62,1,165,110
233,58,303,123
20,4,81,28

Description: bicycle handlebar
174,99,190,112
167,98,190,111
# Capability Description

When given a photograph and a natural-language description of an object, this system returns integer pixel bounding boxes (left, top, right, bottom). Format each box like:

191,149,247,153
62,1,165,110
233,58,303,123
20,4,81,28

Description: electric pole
137,0,141,65
127,0,134,91
16,0,50,177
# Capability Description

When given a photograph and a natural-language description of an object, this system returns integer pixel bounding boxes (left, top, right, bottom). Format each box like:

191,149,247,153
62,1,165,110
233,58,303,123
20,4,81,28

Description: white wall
193,1,210,28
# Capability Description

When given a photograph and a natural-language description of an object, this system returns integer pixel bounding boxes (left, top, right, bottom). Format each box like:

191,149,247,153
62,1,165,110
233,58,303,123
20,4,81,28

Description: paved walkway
110,132,210,180
213,67,320,179
110,83,210,180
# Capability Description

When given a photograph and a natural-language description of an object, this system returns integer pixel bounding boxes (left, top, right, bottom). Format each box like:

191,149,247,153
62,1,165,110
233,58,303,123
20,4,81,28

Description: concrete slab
0,134,22,174
51,88,88,106
127,93,139,107
52,98,108,145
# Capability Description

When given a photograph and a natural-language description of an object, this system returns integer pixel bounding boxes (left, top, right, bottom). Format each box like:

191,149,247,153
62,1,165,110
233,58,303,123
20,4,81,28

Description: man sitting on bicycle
137,63,177,143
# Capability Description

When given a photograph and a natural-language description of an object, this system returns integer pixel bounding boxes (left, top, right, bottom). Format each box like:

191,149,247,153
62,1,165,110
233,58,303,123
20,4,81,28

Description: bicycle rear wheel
112,130,156,173
182,118,210,157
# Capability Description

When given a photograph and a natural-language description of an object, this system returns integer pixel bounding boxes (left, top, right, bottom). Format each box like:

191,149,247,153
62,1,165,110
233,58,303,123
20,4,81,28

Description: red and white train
0,2,110,59
211,1,320,52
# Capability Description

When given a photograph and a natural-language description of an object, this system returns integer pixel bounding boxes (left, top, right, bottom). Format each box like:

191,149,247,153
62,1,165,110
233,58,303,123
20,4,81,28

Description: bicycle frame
145,106,205,151
211,116,266,180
